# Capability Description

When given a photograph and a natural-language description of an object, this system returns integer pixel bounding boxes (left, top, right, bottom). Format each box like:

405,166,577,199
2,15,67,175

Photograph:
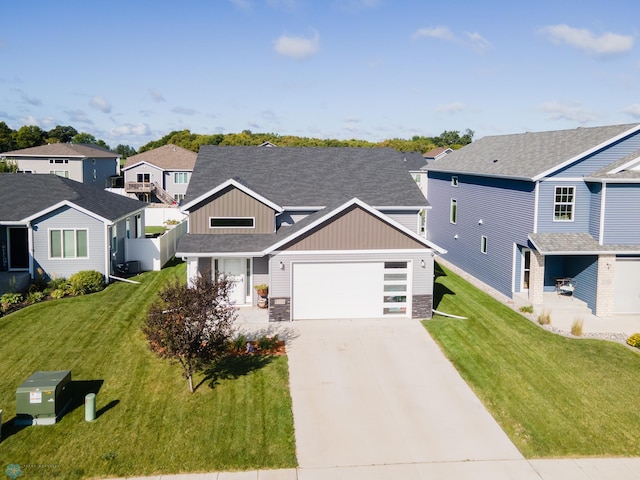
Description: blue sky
1,0,639,148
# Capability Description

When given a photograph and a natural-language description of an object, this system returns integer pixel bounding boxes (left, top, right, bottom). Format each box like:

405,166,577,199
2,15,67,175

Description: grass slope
424,262,640,459
0,263,296,479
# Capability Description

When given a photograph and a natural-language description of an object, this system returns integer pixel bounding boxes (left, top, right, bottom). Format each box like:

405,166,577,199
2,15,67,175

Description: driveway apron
286,318,523,469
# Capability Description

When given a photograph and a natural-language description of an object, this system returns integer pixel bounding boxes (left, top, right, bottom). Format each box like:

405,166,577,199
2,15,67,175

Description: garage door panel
614,259,640,313
293,262,384,320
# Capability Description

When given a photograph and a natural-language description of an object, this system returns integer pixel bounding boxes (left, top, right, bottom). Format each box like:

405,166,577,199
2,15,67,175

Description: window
383,261,408,315
481,235,487,254
174,172,189,184
50,170,69,178
174,193,185,202
554,186,575,221
50,229,88,258
210,217,255,228
126,218,131,239
49,159,68,164
450,199,457,224
111,224,118,253
135,214,142,239
137,173,150,183
451,176,458,186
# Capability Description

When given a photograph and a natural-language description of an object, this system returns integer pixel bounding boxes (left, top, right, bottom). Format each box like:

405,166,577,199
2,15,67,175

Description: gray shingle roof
2,143,117,158
529,232,640,254
185,146,429,207
586,148,640,180
123,144,196,171
428,124,640,179
0,174,146,222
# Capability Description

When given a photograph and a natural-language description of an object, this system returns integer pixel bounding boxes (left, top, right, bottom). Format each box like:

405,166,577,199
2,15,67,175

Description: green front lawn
424,262,640,458
0,262,296,479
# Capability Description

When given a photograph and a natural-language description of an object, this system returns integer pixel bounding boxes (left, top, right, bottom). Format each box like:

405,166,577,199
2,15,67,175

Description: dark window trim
209,217,255,229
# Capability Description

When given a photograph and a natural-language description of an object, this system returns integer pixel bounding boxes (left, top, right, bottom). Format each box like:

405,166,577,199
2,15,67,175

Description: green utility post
85,393,96,422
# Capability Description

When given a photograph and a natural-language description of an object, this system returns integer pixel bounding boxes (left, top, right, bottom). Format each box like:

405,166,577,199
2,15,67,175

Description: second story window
450,199,457,224
210,217,255,228
174,172,189,184
451,176,458,187
554,186,575,221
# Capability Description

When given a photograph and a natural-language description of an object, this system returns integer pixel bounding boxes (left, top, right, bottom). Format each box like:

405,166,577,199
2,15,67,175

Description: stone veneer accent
596,254,615,319
412,294,433,319
269,297,291,322
528,250,545,306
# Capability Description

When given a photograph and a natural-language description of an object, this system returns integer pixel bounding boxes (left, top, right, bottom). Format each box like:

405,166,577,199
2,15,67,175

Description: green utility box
16,370,72,425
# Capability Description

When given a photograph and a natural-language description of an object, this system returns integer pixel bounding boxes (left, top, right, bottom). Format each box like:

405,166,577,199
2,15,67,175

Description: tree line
0,121,473,158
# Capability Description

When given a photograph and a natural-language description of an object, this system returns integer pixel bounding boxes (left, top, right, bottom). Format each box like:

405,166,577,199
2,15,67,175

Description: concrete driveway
286,318,523,470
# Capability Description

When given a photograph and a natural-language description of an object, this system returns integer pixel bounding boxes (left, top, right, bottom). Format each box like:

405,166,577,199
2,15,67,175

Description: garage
614,257,640,313
292,261,410,320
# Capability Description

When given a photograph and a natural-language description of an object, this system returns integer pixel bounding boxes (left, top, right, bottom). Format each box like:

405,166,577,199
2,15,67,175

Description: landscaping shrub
627,333,640,349
231,333,249,353
26,291,45,305
519,305,534,314
571,318,584,336
537,310,551,325
1,292,23,312
47,276,69,291
257,334,280,351
69,270,105,295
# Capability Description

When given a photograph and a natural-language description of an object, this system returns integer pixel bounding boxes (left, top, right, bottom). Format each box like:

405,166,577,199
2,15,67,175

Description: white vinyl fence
125,219,187,271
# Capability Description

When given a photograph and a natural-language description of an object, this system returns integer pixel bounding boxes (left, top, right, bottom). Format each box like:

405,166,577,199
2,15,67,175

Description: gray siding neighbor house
177,146,445,321
1,143,119,187
121,144,196,205
426,123,640,318
0,174,147,290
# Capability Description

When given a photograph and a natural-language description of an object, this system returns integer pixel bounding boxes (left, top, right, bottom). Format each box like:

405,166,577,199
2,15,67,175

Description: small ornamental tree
143,273,238,393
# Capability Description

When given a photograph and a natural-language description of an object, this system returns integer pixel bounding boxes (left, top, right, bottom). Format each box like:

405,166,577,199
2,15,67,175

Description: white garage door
292,261,410,320
614,258,640,313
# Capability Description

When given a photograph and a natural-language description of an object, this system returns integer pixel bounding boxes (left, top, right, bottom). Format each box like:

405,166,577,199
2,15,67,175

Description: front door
8,227,29,270
217,258,249,305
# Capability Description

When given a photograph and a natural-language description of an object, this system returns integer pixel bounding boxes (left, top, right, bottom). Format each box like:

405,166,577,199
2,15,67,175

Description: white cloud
274,30,320,59
465,32,492,54
149,89,165,102
172,106,198,115
18,115,56,129
412,26,454,41
413,26,491,54
111,123,150,136
89,96,112,113
623,104,640,118
18,90,42,106
540,24,634,56
540,101,598,123
65,109,93,125
436,102,467,114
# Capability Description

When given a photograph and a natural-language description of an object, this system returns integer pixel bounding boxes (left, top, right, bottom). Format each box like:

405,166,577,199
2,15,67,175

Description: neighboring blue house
426,123,640,318
0,174,147,292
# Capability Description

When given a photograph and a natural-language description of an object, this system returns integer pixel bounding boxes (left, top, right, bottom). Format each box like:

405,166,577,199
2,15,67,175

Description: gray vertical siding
189,186,275,234
603,184,640,244
536,181,591,233
380,210,420,233
32,205,106,279
427,172,535,297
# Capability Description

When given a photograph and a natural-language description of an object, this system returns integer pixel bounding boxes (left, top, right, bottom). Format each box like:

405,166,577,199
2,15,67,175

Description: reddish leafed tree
143,273,238,392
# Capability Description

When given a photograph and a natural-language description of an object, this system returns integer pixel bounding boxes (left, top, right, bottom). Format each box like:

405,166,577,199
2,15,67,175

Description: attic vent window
210,217,255,228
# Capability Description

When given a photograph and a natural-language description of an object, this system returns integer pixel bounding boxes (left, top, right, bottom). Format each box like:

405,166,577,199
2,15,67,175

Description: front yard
425,262,640,458
0,262,296,479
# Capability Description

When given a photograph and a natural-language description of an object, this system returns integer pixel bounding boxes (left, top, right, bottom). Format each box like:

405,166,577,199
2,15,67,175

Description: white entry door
218,258,247,305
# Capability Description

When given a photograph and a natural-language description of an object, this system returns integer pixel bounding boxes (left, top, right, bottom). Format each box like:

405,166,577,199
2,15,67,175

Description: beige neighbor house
176,146,446,322
121,144,196,205
1,143,119,187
